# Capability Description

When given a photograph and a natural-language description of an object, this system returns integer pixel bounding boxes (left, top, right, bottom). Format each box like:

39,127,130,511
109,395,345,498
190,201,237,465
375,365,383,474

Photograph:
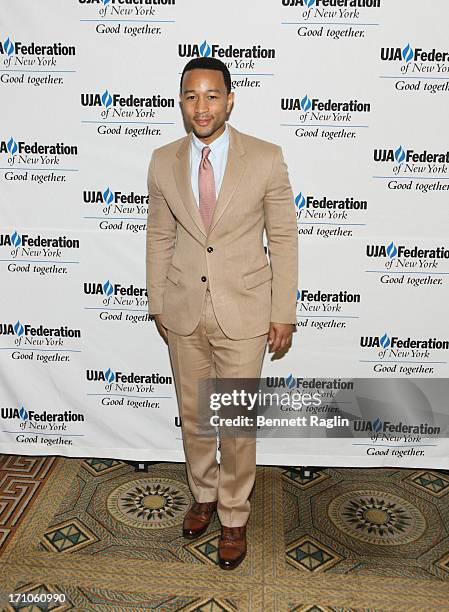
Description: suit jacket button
201,276,207,282
207,246,213,253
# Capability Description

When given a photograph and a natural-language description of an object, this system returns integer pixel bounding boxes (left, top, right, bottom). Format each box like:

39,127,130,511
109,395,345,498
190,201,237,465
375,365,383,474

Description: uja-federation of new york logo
297,288,361,312
294,190,367,238
1,405,85,446
281,94,371,140
365,241,449,287
380,43,449,95
0,230,80,277
281,0,381,41
82,186,148,232
0,319,81,364
0,34,77,87
84,279,150,324
296,287,361,332
78,0,175,37
81,89,175,138
0,136,78,181
0,35,75,87
264,375,352,411
0,136,78,160
86,367,172,409
179,40,275,89
373,144,449,194
282,0,380,12
360,331,448,376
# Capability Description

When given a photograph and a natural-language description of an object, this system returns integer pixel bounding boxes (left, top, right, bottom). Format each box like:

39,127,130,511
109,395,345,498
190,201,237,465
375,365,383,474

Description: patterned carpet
0,455,448,611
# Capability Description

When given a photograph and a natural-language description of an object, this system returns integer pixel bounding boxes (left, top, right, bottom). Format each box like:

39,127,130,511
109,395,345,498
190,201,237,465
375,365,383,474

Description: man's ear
226,92,235,114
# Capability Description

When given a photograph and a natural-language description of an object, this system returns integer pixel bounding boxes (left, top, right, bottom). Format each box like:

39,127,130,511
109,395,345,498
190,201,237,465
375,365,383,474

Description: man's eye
208,96,217,99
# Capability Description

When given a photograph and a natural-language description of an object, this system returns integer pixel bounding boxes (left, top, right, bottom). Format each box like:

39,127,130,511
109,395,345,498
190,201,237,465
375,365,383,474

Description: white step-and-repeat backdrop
1,0,448,467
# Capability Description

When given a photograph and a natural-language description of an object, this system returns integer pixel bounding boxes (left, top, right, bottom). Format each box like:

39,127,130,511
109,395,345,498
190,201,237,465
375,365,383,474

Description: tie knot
201,146,211,161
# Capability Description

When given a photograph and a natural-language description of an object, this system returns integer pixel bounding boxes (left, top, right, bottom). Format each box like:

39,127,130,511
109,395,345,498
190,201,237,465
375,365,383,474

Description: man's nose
195,96,209,113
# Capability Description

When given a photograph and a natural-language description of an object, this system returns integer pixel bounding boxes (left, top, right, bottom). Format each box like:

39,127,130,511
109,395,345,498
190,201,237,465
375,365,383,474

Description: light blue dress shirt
190,123,230,206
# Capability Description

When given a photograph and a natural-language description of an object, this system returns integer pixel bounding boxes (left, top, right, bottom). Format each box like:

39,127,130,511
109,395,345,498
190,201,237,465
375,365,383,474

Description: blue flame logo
14,320,24,337
101,89,113,109
10,230,21,247
380,332,391,349
300,95,312,112
295,192,305,209
402,43,413,63
199,40,211,57
102,0,110,5
304,0,316,7
297,289,301,301
103,280,114,296
102,187,114,205
386,241,397,258
286,373,296,389
394,145,405,164
104,368,115,383
19,406,29,421
3,36,14,56
7,137,18,155
372,417,382,433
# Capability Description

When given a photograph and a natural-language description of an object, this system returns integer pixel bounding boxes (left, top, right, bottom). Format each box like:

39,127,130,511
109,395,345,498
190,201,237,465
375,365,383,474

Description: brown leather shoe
182,501,217,539
218,525,247,570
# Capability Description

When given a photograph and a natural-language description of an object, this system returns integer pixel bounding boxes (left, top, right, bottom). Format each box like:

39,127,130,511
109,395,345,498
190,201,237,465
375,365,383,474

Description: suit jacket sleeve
263,146,298,325
146,151,177,315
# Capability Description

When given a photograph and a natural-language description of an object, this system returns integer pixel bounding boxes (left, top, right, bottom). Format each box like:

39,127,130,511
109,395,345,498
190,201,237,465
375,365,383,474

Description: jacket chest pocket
243,264,272,289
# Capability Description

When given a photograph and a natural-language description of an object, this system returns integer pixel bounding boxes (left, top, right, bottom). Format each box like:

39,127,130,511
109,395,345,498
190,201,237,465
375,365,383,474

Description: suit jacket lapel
209,125,247,234
173,133,207,236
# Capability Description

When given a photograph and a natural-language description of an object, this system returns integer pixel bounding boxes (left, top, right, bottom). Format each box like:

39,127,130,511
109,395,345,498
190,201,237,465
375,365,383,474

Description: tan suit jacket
146,124,298,340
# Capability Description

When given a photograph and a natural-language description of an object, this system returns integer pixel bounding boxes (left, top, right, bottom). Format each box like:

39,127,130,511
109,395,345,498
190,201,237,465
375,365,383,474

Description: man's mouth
194,117,211,127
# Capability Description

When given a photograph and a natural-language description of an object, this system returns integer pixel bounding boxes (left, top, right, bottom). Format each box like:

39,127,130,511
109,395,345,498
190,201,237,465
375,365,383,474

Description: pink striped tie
198,146,216,232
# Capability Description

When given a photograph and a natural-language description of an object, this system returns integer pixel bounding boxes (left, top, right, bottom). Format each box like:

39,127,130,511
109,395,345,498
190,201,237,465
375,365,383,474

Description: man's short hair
180,57,232,94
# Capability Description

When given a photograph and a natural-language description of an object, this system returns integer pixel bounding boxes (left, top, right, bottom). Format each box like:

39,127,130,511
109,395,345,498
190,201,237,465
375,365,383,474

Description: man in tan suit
146,57,298,569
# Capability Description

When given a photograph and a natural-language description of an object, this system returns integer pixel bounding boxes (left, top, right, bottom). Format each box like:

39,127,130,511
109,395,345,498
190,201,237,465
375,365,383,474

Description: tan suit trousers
167,290,267,527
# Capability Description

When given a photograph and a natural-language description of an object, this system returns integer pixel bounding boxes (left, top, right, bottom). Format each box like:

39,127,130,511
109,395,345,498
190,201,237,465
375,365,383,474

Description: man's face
179,68,234,144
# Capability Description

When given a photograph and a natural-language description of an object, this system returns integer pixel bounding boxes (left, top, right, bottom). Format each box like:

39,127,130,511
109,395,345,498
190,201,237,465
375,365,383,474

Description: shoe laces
192,501,214,516
222,526,243,541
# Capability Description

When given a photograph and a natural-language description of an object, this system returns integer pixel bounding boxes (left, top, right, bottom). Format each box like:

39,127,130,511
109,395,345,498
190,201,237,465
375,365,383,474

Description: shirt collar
191,123,229,156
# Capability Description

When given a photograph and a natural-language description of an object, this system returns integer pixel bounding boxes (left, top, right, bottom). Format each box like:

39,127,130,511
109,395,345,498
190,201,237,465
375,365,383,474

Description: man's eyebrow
182,88,222,94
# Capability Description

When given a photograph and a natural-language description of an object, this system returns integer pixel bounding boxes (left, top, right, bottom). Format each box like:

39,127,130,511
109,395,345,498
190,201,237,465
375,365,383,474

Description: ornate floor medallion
107,477,190,530
328,489,426,546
